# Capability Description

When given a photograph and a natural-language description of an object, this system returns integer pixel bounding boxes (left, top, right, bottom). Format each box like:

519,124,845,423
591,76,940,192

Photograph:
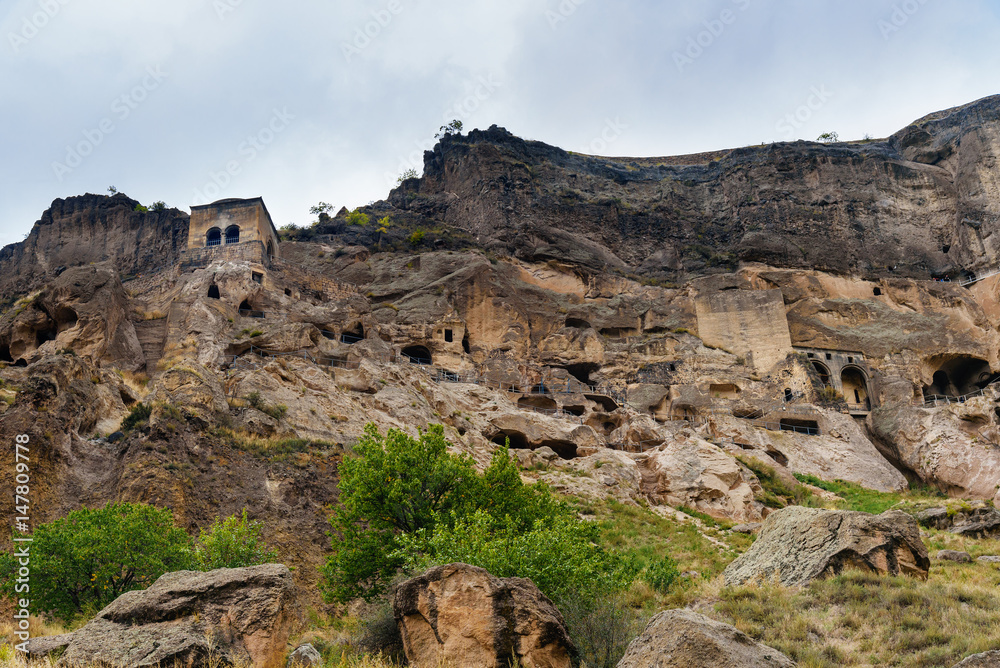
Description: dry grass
113,369,150,400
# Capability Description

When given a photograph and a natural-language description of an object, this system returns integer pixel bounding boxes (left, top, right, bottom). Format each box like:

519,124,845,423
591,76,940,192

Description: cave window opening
807,353,815,358
444,329,453,343
208,285,221,299
206,228,222,247
284,288,292,296
238,300,263,318
36,328,57,347
320,329,337,340
825,353,832,361
779,419,820,436
14,359,27,367
564,363,599,389
491,431,528,450
784,388,793,402
251,272,263,285
942,245,951,254
341,325,365,345
401,345,431,365
225,225,240,244
462,332,471,354
565,318,591,329
848,357,855,364
873,287,882,296
0,345,11,363
266,240,275,261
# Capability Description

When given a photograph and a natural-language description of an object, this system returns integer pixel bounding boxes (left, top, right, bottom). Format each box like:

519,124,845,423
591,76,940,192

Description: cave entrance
538,439,578,460
518,396,558,412
565,318,591,329
779,419,820,435
924,356,994,398
811,361,832,387
36,328,57,347
341,324,364,344
238,300,263,318
491,430,529,450
563,363,600,388
841,367,871,409
401,345,431,365
462,331,471,354
0,344,12,363
710,383,741,399
208,285,221,299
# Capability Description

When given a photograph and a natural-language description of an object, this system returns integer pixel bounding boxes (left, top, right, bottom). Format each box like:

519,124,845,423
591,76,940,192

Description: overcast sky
1,0,998,249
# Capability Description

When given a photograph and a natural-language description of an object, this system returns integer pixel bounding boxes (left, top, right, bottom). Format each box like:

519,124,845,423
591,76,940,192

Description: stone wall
695,289,793,372
179,241,269,271
187,198,279,259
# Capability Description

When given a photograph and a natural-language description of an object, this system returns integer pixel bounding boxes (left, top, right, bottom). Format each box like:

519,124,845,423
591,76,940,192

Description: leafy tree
150,201,167,211
408,229,425,245
107,185,118,194
376,215,392,247
192,509,278,570
310,201,335,223
133,203,149,213
396,168,419,185
436,119,463,139
817,131,839,143
0,502,192,621
346,209,370,227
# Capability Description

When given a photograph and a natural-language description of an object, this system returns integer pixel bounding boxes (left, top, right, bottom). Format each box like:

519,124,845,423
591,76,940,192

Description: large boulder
616,608,796,667
952,651,1000,667
393,563,576,668
34,564,298,668
724,506,929,587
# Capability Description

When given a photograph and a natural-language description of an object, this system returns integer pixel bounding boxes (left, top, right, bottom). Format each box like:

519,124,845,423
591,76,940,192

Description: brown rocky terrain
4,95,1000,625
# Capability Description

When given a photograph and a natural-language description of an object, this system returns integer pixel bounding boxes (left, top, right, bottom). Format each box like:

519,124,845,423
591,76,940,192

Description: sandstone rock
724,506,930,587
937,550,973,563
952,651,1000,667
731,523,762,534
978,555,1000,564
616,608,795,668
287,643,322,667
147,363,229,426
53,564,298,668
393,563,575,668
639,432,763,522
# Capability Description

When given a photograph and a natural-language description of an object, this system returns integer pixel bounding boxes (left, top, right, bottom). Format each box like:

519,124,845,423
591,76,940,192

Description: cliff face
0,193,189,303
378,95,1000,280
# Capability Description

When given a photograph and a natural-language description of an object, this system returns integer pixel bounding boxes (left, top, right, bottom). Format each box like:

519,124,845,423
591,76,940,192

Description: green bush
346,209,370,226
643,555,681,593
262,404,287,420
121,402,152,433
0,502,191,621
192,509,278,570
408,229,425,245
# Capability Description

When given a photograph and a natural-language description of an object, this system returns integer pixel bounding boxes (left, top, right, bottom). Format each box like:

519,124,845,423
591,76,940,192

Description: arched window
206,228,222,247
225,225,240,244
266,240,275,260
841,367,870,409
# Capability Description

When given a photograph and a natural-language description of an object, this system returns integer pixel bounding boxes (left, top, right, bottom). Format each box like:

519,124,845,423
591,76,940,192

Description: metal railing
206,238,222,247
960,268,1000,287
755,421,821,436
920,380,1000,408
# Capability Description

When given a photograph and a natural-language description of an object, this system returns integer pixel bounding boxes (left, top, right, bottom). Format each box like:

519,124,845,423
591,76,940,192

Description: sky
1,0,999,249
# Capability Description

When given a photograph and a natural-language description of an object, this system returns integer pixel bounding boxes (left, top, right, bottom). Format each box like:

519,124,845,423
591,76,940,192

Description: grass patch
211,427,338,460
738,455,814,509
793,474,908,514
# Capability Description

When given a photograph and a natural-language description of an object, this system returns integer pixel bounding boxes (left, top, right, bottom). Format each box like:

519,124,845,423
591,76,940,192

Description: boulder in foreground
952,650,1000,667
616,608,795,667
393,562,575,668
724,506,929,587
32,564,297,668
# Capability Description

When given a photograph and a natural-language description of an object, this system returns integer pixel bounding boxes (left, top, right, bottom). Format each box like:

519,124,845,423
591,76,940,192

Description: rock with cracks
47,564,298,668
616,608,796,668
393,562,576,668
952,651,1000,667
723,506,929,587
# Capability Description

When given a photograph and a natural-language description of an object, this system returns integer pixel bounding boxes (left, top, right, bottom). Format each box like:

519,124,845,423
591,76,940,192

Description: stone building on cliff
180,197,279,270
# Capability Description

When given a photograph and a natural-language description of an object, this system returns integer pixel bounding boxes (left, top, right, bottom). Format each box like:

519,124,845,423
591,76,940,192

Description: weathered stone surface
724,506,930,587
617,608,796,668
978,555,1000,564
287,643,322,667
393,563,575,668
937,550,973,563
54,564,298,668
952,651,1000,667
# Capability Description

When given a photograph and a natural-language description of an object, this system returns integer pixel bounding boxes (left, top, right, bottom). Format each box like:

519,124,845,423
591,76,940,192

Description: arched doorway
401,345,431,365
266,240,275,262
225,225,241,244
206,228,222,247
207,285,220,299
811,361,832,387
841,367,870,409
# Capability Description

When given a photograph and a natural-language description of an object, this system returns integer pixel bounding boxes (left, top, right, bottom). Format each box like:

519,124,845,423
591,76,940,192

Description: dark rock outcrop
724,506,930,587
393,563,576,668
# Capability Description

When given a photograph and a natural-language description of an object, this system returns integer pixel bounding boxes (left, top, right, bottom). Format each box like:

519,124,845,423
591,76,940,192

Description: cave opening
812,361,832,387
462,331,470,354
444,329,453,343
565,318,592,329
518,396,558,411
341,324,364,344
563,405,586,417
36,328,57,347
0,344,12,363
779,419,820,435
401,345,432,365
924,356,994,397
538,439,578,460
491,431,529,450
841,367,871,408
765,449,790,467
873,287,882,296
784,388,793,402
14,359,27,367
208,285,221,299
563,362,600,387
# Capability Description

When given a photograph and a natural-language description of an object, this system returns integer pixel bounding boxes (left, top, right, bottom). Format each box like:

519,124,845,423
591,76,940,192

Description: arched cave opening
0,344,12,363
267,240,275,261
518,396,558,412
565,318,592,330
585,393,620,412
563,405,586,417
784,388,793,402
538,439,578,460
811,362,832,387
54,307,78,333
341,324,364,344
238,299,252,312
873,287,882,296
841,367,871,408
401,345,431,365
462,331,471,354
491,430,529,450
320,328,337,340
563,363,600,387
710,383,741,399
924,356,994,397
284,288,292,296
36,327,57,347
765,449,790,467
14,359,27,367
207,285,221,299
